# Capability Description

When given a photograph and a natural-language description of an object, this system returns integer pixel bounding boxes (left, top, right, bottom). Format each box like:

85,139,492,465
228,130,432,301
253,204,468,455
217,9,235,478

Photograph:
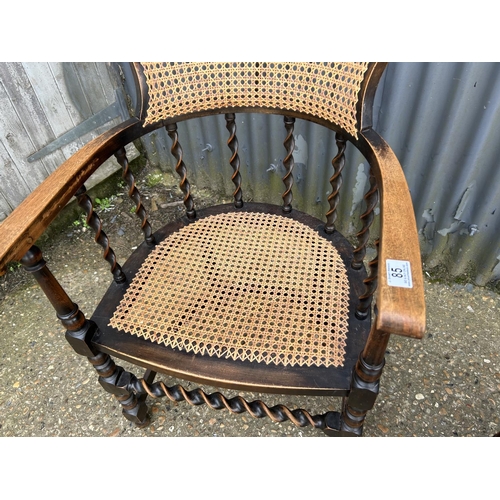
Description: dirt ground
0,162,499,437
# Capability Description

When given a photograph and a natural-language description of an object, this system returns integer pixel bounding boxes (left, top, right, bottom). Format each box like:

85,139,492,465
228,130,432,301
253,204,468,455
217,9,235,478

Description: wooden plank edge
0,117,155,274
357,129,426,339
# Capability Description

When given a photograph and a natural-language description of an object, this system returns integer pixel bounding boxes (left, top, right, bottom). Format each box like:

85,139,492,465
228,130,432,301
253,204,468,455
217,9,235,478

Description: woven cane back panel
110,212,350,368
141,62,369,138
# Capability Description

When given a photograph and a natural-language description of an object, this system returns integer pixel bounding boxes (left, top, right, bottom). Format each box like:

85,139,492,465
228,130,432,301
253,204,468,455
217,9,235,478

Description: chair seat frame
91,202,371,395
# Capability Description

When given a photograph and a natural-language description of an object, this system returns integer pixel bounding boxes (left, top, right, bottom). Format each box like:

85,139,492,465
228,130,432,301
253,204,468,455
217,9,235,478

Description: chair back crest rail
133,62,382,136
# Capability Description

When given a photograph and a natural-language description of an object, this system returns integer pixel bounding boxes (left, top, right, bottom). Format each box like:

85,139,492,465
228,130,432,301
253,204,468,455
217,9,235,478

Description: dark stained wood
356,239,379,320
20,245,98,357
357,62,388,131
127,373,343,432
352,168,378,270
341,325,390,435
166,122,196,220
88,351,150,426
20,244,149,425
115,147,155,246
325,132,346,234
75,185,126,283
130,62,150,120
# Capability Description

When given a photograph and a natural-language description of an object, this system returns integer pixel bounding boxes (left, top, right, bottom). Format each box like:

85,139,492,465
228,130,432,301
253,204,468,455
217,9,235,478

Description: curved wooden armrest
358,128,426,339
0,118,153,276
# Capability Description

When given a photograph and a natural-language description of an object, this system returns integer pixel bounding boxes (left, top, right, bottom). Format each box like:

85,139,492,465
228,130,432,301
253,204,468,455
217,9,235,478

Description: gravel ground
0,166,499,438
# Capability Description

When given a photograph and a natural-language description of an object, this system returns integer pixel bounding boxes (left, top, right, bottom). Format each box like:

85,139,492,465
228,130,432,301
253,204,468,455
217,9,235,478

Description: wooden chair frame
0,62,425,436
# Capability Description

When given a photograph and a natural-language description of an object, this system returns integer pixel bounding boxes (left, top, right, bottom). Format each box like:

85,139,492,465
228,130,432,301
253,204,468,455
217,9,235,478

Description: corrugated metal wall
377,63,500,286
122,62,500,286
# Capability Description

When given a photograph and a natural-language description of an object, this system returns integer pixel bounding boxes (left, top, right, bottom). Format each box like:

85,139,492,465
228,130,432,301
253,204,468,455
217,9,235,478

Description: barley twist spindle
75,185,125,283
325,133,346,234
225,113,243,208
356,239,379,319
352,170,378,270
115,147,155,246
166,123,196,220
127,377,339,431
282,116,295,213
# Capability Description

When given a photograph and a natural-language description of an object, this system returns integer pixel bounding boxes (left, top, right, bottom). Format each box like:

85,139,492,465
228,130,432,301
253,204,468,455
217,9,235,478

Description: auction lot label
386,259,413,288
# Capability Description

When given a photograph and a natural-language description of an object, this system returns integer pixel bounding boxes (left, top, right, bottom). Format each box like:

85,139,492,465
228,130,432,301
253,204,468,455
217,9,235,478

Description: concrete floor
0,175,499,438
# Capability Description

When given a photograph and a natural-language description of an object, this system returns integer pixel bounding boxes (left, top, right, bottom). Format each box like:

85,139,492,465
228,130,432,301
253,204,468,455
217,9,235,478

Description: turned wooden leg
341,326,390,436
20,245,150,428
88,352,150,427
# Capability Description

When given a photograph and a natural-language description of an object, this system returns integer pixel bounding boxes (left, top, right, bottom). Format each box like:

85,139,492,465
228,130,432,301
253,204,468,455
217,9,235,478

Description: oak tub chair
0,62,425,436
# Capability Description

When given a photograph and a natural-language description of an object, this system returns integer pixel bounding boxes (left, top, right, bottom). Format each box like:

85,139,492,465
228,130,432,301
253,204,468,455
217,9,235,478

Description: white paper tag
386,259,413,288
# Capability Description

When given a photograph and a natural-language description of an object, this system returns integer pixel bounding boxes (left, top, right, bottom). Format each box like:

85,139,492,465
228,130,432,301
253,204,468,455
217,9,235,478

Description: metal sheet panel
127,62,500,286
377,63,500,285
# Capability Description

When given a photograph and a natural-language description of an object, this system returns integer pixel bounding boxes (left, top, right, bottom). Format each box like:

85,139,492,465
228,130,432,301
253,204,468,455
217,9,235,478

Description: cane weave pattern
110,212,350,368
140,62,369,138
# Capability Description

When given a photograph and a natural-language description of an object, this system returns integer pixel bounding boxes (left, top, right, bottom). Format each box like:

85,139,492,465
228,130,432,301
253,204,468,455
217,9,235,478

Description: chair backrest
132,62,386,138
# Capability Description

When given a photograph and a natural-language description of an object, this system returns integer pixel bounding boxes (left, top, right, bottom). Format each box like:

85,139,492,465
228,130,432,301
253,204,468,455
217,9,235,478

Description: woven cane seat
109,209,350,369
